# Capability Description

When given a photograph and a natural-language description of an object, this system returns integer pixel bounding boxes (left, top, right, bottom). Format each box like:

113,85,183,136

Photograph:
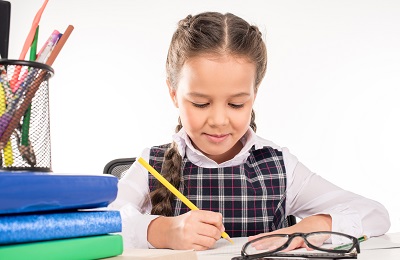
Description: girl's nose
207,106,228,127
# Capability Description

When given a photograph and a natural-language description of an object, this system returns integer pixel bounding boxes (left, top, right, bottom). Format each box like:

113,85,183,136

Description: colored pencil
11,0,49,92
0,81,13,166
333,235,368,250
21,26,39,147
18,0,49,60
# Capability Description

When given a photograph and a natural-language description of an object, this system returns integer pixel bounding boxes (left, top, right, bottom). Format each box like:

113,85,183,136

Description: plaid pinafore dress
148,144,287,237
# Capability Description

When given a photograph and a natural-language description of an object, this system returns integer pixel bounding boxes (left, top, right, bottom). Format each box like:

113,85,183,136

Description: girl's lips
205,134,229,143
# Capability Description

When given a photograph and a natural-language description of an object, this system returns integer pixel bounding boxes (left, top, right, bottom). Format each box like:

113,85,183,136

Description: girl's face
168,55,256,163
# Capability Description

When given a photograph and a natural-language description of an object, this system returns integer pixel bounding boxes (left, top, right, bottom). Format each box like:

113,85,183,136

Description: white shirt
108,128,390,249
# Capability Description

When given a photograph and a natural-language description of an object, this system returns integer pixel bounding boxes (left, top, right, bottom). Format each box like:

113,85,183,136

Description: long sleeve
107,148,157,249
283,149,391,238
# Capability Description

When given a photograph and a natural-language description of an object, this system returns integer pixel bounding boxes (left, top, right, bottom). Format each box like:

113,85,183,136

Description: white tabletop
114,233,400,260
196,233,400,260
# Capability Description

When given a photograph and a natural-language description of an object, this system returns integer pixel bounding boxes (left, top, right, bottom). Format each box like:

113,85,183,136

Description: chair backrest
286,215,297,227
103,157,136,179
103,157,296,226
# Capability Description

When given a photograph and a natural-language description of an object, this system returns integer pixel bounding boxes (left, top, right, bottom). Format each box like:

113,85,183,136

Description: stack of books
0,171,123,259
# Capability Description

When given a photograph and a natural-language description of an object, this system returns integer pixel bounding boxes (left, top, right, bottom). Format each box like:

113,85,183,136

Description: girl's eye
229,103,244,109
192,103,209,108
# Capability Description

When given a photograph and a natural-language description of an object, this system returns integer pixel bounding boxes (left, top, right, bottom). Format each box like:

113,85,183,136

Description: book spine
0,234,123,260
0,211,121,244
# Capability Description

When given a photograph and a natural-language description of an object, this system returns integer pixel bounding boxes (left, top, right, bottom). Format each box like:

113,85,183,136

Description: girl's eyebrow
187,92,209,98
187,92,250,98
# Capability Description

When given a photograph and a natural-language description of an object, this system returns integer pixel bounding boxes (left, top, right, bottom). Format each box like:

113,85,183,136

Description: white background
6,0,400,233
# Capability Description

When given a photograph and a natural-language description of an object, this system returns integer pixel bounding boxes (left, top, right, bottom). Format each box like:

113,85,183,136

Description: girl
109,11,390,250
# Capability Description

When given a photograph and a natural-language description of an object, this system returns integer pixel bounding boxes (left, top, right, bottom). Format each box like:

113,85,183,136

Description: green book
0,234,123,260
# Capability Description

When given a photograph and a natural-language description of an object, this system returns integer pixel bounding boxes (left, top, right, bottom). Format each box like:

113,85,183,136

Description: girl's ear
166,78,179,108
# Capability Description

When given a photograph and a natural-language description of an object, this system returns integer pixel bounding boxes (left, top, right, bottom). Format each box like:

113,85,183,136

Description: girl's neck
205,140,244,164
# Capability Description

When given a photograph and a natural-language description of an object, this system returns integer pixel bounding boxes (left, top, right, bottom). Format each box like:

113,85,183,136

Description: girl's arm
249,148,390,249
108,148,224,250
286,158,390,237
279,147,390,238
107,148,158,249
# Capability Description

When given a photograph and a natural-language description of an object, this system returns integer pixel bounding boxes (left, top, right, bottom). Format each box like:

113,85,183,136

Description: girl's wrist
148,216,170,248
298,214,333,232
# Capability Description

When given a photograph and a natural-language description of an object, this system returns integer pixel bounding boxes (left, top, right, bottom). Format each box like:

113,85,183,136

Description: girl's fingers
196,222,223,241
192,234,219,250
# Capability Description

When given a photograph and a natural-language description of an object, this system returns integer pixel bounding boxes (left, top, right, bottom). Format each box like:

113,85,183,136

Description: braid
250,109,257,132
175,117,183,133
150,118,183,216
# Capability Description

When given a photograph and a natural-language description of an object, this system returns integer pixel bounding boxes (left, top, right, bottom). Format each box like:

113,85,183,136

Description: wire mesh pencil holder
0,59,54,172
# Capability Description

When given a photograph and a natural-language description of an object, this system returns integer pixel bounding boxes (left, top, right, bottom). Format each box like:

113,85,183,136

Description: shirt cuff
318,205,363,243
119,204,159,249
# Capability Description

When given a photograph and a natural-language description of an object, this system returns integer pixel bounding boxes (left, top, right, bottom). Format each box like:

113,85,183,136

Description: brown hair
150,12,267,216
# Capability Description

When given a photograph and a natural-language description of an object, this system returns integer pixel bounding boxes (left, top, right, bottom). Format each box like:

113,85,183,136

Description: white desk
115,233,400,259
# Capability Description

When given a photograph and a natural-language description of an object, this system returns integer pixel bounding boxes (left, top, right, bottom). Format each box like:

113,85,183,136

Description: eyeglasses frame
241,231,360,259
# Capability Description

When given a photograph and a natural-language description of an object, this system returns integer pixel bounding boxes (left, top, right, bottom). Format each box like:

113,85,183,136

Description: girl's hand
148,210,225,250
248,214,332,252
248,226,307,252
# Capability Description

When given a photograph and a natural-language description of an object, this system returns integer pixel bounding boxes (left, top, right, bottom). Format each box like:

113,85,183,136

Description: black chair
103,157,136,179
103,157,297,226
286,215,297,227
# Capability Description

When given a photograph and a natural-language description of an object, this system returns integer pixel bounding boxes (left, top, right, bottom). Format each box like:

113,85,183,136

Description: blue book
0,210,121,245
0,172,118,214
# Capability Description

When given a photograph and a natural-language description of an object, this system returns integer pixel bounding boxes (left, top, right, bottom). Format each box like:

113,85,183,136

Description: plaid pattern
148,144,287,237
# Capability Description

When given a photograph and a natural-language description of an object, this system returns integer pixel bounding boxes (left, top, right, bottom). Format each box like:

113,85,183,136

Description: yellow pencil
0,82,13,166
137,157,233,244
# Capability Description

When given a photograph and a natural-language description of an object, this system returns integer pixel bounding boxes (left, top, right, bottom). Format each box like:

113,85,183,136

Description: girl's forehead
186,53,252,66
181,55,255,78
177,55,256,95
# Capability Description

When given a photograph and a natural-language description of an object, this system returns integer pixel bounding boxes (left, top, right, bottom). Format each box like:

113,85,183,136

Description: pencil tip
225,236,234,244
221,232,234,243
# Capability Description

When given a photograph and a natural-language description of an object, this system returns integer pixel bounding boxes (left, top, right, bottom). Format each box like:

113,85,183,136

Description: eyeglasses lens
245,236,288,255
306,233,354,250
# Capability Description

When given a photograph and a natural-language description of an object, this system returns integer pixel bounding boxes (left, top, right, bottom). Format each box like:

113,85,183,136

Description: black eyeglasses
233,231,360,259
